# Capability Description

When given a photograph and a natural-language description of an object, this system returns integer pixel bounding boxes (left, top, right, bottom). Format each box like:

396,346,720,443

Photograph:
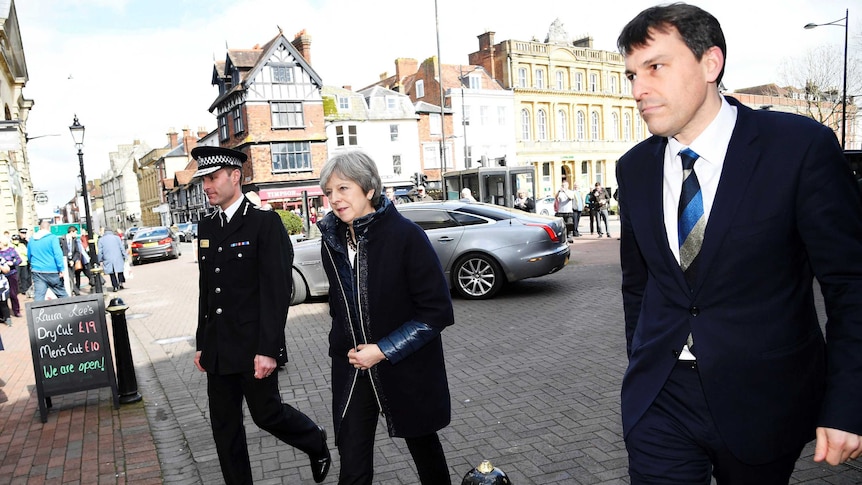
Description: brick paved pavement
2,216,862,484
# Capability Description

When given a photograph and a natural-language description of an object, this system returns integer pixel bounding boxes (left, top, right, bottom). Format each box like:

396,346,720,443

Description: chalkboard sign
26,294,119,422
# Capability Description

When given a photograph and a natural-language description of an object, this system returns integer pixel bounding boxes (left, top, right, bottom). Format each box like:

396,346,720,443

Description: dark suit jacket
196,197,293,375
617,96,862,464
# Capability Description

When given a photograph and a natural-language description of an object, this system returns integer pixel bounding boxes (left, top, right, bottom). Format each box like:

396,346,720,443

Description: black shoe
309,426,331,483
119,285,125,290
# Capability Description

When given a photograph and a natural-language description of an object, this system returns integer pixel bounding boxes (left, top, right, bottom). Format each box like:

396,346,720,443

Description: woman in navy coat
318,150,455,485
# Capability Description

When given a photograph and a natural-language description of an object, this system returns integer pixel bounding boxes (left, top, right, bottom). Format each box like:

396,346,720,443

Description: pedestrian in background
555,181,575,241
617,3,862,482
192,146,330,484
414,185,434,201
11,233,30,297
592,183,611,238
61,227,91,295
318,150,455,484
98,228,127,292
0,235,22,317
571,183,584,237
27,219,67,301
513,189,535,212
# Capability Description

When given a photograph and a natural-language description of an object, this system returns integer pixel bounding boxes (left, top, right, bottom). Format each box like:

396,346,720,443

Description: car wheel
290,268,308,306
452,253,504,300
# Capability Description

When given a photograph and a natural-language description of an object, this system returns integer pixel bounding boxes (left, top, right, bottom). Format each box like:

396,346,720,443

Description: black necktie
219,211,228,228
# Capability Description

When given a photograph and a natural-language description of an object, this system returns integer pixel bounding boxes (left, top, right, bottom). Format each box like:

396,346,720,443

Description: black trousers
337,375,450,485
572,210,582,236
626,361,804,484
207,371,323,485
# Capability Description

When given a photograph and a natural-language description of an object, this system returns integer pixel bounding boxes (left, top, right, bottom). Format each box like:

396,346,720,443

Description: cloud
15,0,854,206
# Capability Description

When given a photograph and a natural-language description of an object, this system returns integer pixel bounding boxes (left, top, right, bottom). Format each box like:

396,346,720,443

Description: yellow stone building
469,19,645,203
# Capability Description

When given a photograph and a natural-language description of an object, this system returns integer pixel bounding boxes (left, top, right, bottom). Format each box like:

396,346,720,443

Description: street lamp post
805,8,849,149
69,115,103,294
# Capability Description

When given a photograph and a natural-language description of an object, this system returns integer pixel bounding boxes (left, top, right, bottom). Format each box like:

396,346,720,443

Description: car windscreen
134,228,169,240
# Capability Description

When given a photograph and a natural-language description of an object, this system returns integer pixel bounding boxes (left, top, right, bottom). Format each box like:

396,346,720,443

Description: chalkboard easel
26,294,119,423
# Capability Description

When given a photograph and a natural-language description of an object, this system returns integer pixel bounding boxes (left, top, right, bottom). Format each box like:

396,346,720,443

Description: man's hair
617,2,726,85
319,150,383,207
68,226,78,233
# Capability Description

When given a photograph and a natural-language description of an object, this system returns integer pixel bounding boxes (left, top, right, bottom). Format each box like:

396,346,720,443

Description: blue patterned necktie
678,148,704,288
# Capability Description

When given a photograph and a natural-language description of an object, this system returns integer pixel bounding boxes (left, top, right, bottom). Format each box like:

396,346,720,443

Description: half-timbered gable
207,29,328,214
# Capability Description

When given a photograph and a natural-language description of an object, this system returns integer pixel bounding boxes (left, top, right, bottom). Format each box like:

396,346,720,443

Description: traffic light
410,172,419,186
419,173,428,185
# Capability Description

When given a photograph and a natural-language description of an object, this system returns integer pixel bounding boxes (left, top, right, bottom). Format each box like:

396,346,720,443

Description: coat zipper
353,239,385,417
324,241,384,421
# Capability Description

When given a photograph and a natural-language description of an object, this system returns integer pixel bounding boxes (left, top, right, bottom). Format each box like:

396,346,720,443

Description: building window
338,96,350,110
271,141,311,172
386,96,398,110
520,109,530,140
611,112,620,140
232,107,243,135
480,106,489,126
271,102,304,128
219,115,229,141
416,80,425,98
575,72,583,91
535,69,545,89
336,125,358,146
596,161,604,185
636,113,644,141
577,111,585,140
589,73,598,92
430,113,442,136
557,109,567,140
591,111,600,140
518,68,527,88
537,109,547,140
498,106,507,126
623,78,631,95
390,124,399,141
556,71,565,90
610,75,618,94
468,75,481,89
624,113,632,141
392,155,402,175
271,65,293,84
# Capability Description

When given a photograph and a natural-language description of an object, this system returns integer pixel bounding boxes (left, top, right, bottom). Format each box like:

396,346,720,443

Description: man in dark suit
192,146,330,484
616,4,862,483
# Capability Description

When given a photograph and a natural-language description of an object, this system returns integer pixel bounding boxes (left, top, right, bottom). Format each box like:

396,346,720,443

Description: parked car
535,196,556,215
289,200,570,305
176,222,197,242
130,226,182,264
125,226,141,240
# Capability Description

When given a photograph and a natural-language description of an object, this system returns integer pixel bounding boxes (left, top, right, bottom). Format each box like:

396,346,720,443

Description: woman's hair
617,2,726,84
0,234,9,246
319,151,383,207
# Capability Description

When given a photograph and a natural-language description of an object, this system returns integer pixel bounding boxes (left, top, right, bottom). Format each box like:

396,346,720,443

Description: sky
14,0,859,208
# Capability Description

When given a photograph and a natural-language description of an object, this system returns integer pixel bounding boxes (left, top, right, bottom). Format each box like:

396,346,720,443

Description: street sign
35,193,49,204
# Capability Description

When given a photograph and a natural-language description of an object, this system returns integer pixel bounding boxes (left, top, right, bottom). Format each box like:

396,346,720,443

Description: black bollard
107,297,142,404
461,460,512,485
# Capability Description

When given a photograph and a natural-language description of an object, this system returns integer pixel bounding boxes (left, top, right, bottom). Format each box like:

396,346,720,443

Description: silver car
289,201,570,305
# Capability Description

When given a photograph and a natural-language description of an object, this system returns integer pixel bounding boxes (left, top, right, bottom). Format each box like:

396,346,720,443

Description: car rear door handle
437,236,455,242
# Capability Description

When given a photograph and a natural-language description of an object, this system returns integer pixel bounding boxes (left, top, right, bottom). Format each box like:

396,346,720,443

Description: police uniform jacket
196,196,293,375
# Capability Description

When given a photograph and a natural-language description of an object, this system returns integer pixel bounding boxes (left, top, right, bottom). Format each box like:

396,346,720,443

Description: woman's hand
348,344,385,370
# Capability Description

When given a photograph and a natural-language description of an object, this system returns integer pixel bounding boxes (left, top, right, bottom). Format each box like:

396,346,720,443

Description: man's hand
194,351,205,372
348,344,385,370
254,355,276,379
814,427,862,465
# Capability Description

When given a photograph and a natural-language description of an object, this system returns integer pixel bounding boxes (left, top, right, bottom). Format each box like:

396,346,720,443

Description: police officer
191,146,330,484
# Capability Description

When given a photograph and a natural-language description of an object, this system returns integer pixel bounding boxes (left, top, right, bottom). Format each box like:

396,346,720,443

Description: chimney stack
167,128,178,148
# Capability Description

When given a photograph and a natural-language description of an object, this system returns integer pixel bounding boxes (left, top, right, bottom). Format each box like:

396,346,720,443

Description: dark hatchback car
130,226,182,265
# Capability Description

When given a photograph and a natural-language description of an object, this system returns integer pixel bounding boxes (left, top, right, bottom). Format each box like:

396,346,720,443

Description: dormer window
416,80,425,98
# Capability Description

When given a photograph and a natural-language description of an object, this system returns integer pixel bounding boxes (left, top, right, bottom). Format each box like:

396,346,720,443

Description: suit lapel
690,101,760,294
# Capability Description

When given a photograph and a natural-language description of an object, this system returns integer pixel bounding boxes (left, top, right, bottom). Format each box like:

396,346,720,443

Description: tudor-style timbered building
209,29,328,211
